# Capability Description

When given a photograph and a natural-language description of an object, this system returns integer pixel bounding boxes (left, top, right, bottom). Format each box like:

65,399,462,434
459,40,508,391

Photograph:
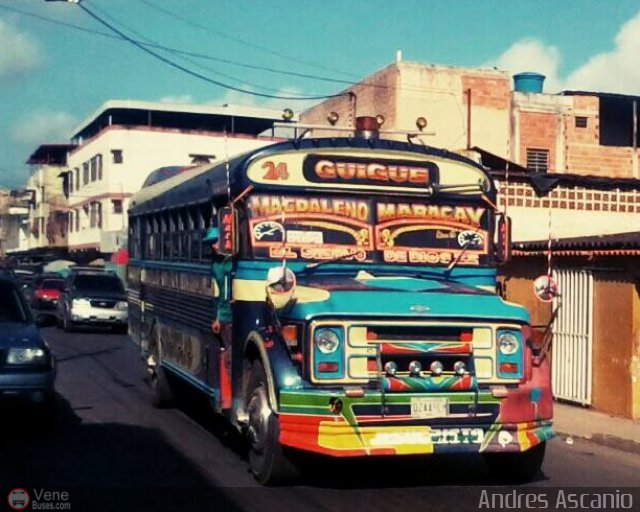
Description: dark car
56,269,128,333
0,276,56,409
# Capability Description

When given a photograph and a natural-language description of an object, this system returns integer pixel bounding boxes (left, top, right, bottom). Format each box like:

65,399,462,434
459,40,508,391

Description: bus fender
242,330,302,413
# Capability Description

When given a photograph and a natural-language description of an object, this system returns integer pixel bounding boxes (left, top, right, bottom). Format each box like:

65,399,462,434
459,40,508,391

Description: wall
301,62,511,157
497,180,640,242
499,257,552,327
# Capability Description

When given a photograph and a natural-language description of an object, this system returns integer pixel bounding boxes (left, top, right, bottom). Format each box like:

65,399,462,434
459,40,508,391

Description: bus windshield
247,193,491,267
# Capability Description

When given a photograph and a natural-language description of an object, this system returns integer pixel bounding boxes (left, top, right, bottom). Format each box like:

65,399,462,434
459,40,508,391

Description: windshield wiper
304,251,360,271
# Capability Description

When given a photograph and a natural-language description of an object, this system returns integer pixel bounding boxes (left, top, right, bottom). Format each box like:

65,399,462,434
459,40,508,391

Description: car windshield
0,281,28,323
41,279,65,291
74,275,124,293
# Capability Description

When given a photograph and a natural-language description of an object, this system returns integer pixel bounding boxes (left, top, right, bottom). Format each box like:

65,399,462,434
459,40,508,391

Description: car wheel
63,311,74,332
483,441,546,482
246,360,299,485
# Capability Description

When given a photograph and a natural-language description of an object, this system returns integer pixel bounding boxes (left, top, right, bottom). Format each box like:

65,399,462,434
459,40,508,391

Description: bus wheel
150,342,174,408
246,361,298,485
483,441,546,482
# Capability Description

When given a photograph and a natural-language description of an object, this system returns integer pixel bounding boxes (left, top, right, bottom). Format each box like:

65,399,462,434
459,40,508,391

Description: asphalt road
1,326,639,511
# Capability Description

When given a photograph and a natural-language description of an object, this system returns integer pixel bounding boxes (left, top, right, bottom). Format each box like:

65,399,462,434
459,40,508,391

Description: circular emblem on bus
7,488,30,511
253,221,284,242
457,230,483,248
410,304,430,313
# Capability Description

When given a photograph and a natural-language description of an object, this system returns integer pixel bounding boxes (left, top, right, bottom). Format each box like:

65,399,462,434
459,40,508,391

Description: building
22,144,75,257
63,100,293,258
302,60,640,418
0,189,31,256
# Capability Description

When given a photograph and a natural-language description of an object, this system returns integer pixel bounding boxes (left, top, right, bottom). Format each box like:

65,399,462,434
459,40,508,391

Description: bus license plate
411,397,448,419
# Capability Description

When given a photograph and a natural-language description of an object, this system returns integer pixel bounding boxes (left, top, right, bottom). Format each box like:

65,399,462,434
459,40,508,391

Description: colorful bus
127,117,553,484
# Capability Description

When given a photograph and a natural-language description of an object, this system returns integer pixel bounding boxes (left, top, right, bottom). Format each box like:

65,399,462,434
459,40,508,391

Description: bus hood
290,273,529,324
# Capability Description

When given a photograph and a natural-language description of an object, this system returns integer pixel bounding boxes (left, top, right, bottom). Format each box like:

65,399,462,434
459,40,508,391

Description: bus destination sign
302,155,438,188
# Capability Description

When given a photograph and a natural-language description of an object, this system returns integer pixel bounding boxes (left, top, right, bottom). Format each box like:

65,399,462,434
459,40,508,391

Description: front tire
483,441,546,482
63,311,74,332
246,361,298,485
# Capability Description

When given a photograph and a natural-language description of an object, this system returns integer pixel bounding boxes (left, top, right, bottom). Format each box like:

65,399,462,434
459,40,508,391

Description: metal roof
69,100,297,141
514,231,640,255
26,144,76,165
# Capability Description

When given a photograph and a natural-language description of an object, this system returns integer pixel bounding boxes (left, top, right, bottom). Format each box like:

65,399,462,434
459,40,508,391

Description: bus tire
150,341,174,408
246,360,298,485
483,441,546,482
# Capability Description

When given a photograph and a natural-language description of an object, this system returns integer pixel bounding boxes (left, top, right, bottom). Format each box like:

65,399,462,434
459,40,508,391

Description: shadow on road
0,394,245,511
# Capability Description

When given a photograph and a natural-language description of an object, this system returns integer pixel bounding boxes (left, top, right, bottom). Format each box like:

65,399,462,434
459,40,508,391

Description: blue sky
1,0,640,188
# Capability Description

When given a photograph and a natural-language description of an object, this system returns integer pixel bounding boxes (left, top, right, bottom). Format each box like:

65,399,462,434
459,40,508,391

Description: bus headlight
498,332,520,355
315,328,340,354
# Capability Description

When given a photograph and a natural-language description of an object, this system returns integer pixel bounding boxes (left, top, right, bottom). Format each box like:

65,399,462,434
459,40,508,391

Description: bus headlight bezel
315,328,341,354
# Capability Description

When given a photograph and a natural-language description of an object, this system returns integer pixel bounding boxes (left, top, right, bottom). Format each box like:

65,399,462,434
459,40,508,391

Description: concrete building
63,100,292,257
301,61,640,242
23,144,75,255
302,60,640,419
0,189,31,256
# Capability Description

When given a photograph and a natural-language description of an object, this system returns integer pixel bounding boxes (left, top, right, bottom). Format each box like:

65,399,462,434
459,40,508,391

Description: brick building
302,60,640,418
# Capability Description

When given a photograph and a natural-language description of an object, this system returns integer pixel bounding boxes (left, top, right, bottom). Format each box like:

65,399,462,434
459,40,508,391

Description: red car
31,278,65,310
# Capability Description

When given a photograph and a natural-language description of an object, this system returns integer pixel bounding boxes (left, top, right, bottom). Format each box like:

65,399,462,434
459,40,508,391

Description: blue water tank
513,72,545,93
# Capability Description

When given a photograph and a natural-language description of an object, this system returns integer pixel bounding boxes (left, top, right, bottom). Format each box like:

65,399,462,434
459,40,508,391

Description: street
1,326,639,512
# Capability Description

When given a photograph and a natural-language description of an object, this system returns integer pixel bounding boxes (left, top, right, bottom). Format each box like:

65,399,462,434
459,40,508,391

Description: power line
76,2,344,101
2,3,467,99
84,1,297,96
136,0,359,80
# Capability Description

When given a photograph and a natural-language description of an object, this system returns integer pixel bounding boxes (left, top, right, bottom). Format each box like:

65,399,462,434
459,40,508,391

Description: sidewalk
552,402,640,455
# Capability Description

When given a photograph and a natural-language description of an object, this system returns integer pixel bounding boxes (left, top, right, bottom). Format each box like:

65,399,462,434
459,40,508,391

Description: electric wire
77,2,345,101
135,0,359,80
84,1,297,95
0,4,468,98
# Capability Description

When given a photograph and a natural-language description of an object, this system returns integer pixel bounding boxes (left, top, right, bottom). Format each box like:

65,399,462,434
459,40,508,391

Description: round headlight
498,332,520,355
453,361,467,375
408,360,422,376
430,360,444,376
384,361,398,376
315,329,340,354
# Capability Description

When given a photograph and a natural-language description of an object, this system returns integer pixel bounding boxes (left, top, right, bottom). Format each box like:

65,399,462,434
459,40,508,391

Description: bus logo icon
7,488,30,510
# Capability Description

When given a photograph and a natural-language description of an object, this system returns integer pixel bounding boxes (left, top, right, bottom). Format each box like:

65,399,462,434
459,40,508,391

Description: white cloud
565,11,640,94
489,10,640,95
490,39,562,93
11,111,77,147
0,19,41,79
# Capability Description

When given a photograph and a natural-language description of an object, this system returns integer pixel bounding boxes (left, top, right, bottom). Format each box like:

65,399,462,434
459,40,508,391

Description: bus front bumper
277,390,554,457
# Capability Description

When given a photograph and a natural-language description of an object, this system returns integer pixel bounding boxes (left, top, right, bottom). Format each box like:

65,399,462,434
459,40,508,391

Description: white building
64,100,293,255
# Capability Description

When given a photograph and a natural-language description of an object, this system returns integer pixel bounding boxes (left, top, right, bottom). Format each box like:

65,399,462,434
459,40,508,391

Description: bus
127,116,554,484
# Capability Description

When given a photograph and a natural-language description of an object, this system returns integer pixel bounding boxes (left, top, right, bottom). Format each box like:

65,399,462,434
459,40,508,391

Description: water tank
513,72,545,93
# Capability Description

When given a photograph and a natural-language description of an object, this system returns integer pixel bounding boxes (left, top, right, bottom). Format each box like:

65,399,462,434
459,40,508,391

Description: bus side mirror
496,214,512,264
217,206,238,256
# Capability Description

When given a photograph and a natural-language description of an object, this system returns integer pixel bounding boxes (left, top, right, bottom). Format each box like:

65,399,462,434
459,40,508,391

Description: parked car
0,275,56,410
56,269,128,333
24,273,60,302
29,277,65,310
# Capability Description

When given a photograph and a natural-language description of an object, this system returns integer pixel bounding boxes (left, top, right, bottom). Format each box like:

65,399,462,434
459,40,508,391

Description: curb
555,429,640,456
